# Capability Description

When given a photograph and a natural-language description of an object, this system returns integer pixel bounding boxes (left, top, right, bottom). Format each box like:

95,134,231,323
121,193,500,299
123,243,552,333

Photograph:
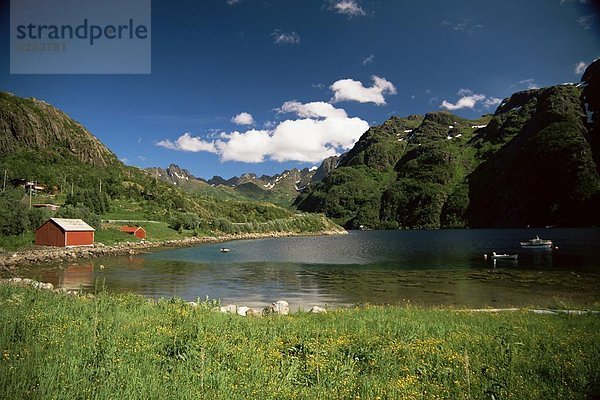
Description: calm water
15,229,600,309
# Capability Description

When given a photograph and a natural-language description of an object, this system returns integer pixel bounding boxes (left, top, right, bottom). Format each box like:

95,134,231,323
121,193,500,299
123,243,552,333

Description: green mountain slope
466,84,600,227
0,92,117,167
295,113,491,228
0,92,343,244
295,62,600,229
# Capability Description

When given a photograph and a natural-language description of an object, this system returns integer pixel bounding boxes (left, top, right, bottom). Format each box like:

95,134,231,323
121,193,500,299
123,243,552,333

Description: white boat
520,235,553,248
220,248,230,253
491,252,518,260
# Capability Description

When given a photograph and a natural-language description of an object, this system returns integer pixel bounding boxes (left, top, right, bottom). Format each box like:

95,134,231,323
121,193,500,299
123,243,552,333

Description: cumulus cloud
231,112,254,125
217,129,273,162
328,0,366,17
575,61,588,74
158,102,369,163
156,133,218,153
271,30,300,44
440,89,501,111
330,75,397,105
277,100,347,118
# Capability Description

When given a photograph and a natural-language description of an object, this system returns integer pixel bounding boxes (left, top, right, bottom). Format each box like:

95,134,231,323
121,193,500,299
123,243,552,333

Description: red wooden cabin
36,218,95,247
120,226,146,239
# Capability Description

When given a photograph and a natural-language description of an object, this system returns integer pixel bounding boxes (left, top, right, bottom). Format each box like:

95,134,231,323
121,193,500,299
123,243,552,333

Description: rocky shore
0,277,329,316
0,229,346,271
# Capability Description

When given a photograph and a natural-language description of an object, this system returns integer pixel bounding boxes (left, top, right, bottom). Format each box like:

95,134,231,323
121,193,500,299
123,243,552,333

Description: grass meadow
1,285,598,399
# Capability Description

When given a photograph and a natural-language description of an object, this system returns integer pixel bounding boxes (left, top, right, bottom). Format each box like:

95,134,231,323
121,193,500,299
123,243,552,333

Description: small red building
120,226,146,239
36,218,95,247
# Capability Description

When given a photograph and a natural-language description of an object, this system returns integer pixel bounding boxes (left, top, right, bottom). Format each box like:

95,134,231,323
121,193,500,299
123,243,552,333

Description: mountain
0,92,343,237
310,155,340,182
465,83,599,227
207,167,320,206
0,92,117,167
295,112,490,228
146,164,206,186
295,61,600,228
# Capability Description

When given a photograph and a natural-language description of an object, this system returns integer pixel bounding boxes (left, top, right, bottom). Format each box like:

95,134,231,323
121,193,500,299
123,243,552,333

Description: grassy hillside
0,93,343,249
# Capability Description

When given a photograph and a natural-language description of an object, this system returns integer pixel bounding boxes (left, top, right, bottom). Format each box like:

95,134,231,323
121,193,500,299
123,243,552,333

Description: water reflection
62,264,95,291
9,229,600,309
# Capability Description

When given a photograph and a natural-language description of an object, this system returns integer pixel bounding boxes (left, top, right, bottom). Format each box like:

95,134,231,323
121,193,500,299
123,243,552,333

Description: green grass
101,198,149,221
95,222,202,246
1,286,598,399
0,232,35,251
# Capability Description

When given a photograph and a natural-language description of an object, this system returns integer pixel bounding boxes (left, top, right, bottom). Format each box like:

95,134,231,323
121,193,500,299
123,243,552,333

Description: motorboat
220,248,230,253
520,235,553,249
491,252,518,260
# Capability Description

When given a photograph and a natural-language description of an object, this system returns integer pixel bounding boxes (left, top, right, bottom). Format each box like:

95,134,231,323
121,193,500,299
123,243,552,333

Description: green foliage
0,188,30,236
1,286,599,399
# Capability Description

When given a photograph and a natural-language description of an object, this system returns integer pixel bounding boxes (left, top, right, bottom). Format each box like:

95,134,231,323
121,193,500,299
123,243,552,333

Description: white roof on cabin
49,218,95,232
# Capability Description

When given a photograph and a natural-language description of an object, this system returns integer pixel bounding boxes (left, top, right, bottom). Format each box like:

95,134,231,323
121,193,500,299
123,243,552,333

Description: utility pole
2,170,6,191
99,179,102,194
29,186,32,209
71,182,74,196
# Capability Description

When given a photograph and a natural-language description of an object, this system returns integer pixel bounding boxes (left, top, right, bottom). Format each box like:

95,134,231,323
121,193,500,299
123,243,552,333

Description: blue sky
1,0,599,179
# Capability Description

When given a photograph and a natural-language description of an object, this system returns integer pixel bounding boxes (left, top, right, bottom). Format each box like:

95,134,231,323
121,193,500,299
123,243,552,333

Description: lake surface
15,229,600,309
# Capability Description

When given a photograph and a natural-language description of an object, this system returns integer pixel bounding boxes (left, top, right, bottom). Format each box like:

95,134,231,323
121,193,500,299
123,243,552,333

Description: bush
0,188,30,236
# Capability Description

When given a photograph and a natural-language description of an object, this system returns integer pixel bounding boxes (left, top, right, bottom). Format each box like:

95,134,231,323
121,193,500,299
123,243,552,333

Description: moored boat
491,252,518,260
520,235,553,248
220,248,230,253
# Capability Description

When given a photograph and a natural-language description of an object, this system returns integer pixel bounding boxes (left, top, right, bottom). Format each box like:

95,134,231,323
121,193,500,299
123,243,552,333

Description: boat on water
491,252,518,260
220,248,230,253
520,235,553,249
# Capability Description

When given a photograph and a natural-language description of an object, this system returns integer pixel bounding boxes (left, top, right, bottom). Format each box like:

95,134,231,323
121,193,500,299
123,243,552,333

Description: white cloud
518,78,539,89
440,89,501,111
231,112,254,125
156,133,218,153
483,97,502,108
217,129,273,162
271,30,300,44
330,75,397,105
158,102,369,163
328,0,366,17
278,100,347,119
575,61,588,74
362,54,374,66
